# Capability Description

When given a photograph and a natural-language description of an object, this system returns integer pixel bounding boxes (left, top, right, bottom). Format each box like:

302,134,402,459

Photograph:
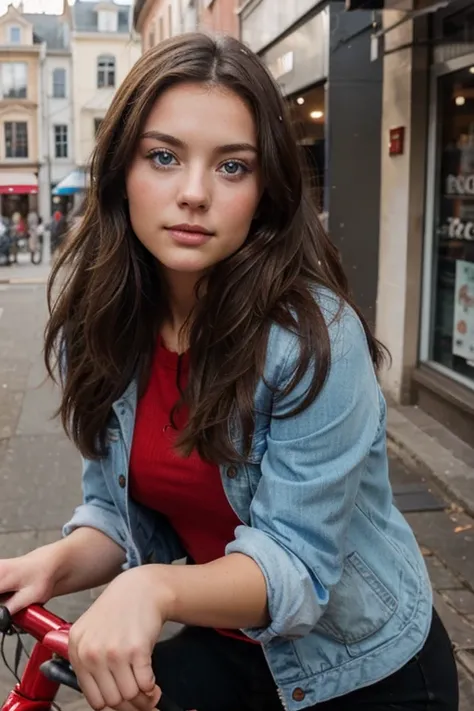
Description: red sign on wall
389,127,405,156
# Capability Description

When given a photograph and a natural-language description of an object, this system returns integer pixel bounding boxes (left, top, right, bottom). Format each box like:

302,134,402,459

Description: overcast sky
0,0,131,15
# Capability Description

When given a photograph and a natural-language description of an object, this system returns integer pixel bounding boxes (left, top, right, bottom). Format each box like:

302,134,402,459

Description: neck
163,269,202,341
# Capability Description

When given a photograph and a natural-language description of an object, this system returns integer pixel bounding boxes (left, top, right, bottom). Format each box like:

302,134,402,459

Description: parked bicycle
0,604,182,711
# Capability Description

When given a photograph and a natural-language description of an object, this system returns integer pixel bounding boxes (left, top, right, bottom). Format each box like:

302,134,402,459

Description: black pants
152,608,458,711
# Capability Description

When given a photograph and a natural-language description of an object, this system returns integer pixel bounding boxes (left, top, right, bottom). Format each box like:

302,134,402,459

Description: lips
166,223,214,247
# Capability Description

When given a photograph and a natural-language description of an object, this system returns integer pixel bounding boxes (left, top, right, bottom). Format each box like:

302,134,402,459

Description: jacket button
292,688,306,702
227,466,237,479
118,474,126,488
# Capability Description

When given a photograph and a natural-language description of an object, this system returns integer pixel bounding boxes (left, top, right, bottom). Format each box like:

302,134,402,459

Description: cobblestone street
0,268,472,709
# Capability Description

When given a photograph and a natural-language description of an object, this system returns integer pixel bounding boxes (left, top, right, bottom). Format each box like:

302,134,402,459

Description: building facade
25,10,74,220
376,0,474,444
69,0,141,169
0,5,42,219
133,0,239,52
199,0,239,38
242,0,383,325
134,0,198,53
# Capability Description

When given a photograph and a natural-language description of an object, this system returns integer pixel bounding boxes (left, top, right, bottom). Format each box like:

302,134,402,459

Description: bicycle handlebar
0,605,184,711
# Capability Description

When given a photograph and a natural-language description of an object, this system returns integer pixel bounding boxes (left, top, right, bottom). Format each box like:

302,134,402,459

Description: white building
25,11,74,220
69,0,141,168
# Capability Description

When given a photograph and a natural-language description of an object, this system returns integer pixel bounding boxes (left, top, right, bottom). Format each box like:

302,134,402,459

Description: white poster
453,259,474,362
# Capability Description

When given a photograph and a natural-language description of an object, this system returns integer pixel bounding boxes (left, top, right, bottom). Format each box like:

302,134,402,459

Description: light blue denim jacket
63,292,432,710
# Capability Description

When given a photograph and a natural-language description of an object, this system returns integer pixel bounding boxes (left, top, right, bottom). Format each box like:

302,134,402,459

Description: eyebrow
140,130,258,155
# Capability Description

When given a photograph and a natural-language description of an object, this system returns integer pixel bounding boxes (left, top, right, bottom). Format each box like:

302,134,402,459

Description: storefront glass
288,84,326,213
429,63,474,382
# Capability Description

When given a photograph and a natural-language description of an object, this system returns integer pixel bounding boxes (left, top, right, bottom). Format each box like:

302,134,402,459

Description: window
159,17,164,41
168,4,172,36
52,68,66,98
8,26,21,44
423,65,474,384
0,63,27,99
97,55,116,88
5,122,28,158
98,10,118,33
94,118,104,137
54,125,68,159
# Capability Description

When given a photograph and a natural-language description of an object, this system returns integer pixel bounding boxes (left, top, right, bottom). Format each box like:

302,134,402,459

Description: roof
23,13,69,50
73,1,132,34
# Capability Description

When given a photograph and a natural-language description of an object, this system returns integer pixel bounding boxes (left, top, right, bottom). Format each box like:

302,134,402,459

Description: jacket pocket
316,551,397,656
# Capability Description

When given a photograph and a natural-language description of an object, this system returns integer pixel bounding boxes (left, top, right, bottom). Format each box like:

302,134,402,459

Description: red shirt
129,340,255,643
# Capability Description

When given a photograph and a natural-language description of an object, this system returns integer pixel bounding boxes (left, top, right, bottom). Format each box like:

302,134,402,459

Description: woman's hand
0,545,62,614
69,566,173,711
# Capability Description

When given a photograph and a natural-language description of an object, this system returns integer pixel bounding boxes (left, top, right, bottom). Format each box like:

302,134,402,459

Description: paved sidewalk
387,402,474,517
0,248,52,285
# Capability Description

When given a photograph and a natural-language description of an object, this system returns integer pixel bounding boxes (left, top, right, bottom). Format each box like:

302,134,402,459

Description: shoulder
265,287,373,387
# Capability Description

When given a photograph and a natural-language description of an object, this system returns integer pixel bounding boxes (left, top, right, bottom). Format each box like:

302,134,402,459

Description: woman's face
126,82,261,279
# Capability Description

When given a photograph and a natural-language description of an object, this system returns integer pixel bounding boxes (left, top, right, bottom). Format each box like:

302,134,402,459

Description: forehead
142,82,257,145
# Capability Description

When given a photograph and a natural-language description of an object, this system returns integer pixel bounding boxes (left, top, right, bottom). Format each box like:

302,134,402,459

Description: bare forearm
153,553,269,631
50,528,126,597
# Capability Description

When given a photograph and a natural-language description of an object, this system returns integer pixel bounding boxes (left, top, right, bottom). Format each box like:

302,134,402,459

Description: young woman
0,34,458,711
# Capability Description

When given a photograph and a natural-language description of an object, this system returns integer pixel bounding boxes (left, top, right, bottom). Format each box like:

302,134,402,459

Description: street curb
386,407,474,518
0,277,48,285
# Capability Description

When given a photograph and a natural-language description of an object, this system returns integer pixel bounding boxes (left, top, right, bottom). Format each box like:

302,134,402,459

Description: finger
90,668,127,709
131,656,156,695
75,671,107,711
108,664,140,703
126,688,161,711
104,689,161,711
3,589,34,616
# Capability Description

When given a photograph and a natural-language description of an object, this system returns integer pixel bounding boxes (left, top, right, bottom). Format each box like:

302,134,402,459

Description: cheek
127,169,158,212
220,187,259,235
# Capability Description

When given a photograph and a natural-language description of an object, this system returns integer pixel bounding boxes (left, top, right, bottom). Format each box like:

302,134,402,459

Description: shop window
5,121,28,158
97,55,116,89
428,65,474,381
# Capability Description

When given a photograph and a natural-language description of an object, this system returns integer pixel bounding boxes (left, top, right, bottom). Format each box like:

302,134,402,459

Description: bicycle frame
1,607,182,711
1,605,71,711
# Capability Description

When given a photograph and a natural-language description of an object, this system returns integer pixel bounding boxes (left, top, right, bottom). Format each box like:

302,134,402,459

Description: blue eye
220,160,248,177
150,149,177,168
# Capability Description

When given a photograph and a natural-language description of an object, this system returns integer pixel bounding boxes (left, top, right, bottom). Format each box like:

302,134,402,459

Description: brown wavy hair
45,32,385,463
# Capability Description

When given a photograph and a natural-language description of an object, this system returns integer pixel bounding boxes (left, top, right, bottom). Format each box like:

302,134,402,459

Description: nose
177,165,210,212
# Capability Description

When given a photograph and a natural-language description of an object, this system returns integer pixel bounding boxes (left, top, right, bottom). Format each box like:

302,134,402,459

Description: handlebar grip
0,605,12,634
40,658,184,711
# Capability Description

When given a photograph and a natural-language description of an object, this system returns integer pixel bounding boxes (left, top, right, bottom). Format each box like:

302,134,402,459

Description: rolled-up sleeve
63,456,128,554
225,306,381,643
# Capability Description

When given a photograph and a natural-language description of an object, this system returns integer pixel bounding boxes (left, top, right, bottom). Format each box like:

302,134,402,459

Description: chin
158,256,213,274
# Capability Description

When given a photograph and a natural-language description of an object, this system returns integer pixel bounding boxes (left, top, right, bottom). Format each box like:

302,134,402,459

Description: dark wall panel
326,2,383,326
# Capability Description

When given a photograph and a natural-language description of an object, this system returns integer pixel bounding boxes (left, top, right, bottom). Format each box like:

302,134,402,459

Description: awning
53,168,87,196
0,172,38,195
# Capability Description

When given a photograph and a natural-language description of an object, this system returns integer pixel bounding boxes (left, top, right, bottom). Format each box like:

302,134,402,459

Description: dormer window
8,26,21,44
98,10,118,33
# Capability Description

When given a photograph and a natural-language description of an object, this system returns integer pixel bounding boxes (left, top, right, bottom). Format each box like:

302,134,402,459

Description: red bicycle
0,605,183,711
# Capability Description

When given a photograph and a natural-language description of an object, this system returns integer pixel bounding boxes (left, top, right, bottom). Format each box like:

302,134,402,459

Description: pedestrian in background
0,33,458,711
